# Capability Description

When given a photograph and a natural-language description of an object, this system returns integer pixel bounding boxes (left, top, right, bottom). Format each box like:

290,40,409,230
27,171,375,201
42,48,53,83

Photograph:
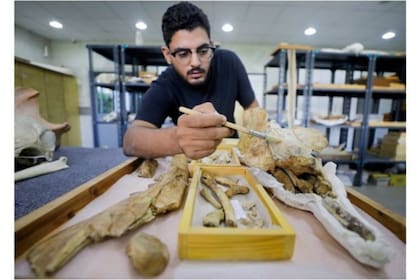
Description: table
15,157,405,278
15,147,129,219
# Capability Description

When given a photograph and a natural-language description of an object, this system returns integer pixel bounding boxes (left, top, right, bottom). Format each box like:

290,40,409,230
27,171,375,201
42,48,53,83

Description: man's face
162,27,213,86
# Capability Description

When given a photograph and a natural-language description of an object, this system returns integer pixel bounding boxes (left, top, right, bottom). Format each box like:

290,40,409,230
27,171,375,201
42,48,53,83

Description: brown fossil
27,155,188,277
126,232,169,276
201,171,237,227
136,158,158,178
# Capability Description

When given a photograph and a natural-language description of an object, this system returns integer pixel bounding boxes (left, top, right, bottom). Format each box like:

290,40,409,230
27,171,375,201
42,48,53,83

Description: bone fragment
15,156,69,181
201,171,237,227
152,154,189,214
27,155,189,277
213,176,249,198
225,184,249,198
203,209,225,227
199,187,222,209
322,197,375,241
270,168,296,193
237,108,275,171
136,158,158,178
214,176,239,186
127,232,169,276
240,200,264,228
27,222,92,277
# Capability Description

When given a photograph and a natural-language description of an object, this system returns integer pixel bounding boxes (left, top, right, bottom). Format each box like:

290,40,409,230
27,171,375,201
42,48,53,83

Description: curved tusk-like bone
15,156,69,181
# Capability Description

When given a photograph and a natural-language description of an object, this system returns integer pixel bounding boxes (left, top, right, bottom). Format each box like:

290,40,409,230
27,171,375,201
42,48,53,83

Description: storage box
389,174,406,186
368,173,390,187
178,165,296,260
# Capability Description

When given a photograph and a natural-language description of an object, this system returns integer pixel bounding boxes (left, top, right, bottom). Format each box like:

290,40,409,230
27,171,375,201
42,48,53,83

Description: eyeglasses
170,44,215,65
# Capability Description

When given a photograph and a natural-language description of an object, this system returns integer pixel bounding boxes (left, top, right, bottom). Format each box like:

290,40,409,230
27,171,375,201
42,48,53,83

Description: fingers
192,102,217,113
177,102,233,159
178,109,226,129
179,138,223,160
176,124,231,160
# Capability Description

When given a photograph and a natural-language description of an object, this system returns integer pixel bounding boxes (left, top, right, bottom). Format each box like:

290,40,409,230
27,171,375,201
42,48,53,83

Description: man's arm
245,99,259,110
123,120,181,159
123,103,233,159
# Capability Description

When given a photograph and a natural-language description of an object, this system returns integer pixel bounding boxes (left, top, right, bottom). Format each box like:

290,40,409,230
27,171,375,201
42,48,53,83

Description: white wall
15,26,392,149
15,26,51,64
15,26,278,147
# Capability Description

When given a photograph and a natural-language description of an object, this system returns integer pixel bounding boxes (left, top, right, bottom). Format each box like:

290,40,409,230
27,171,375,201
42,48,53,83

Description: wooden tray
188,139,241,173
15,154,405,262
15,157,142,257
178,165,296,260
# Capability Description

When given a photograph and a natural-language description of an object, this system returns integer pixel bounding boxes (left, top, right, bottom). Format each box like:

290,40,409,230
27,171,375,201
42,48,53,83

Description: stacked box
379,132,406,160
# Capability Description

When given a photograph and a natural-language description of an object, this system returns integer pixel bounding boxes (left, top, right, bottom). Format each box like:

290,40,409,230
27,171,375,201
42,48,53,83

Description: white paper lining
248,162,394,268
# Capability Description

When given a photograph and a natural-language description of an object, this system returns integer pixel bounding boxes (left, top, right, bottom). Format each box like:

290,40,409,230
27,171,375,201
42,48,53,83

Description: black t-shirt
135,48,255,127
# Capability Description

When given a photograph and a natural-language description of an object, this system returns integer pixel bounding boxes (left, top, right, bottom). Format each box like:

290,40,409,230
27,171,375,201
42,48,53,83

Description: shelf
265,49,406,73
350,121,406,129
88,45,167,148
264,84,405,98
123,82,152,91
87,45,118,62
120,45,167,66
363,154,406,165
321,158,358,165
95,121,119,125
262,46,406,186
93,83,117,90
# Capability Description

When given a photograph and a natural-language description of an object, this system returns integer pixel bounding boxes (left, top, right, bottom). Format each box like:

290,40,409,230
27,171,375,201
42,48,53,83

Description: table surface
15,157,406,279
15,147,130,219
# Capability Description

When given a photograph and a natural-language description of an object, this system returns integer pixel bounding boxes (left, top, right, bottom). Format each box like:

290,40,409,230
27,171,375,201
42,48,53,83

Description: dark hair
161,1,211,47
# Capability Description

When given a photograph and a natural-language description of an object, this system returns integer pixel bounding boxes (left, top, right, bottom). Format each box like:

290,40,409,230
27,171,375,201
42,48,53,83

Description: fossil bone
202,209,225,227
201,171,237,227
241,108,390,268
126,232,169,276
27,155,188,277
213,176,249,198
214,176,239,186
225,184,250,198
151,155,189,214
136,158,158,178
199,187,222,209
322,197,375,241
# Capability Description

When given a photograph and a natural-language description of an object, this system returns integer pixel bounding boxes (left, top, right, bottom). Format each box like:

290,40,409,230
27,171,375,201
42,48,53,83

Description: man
123,1,258,160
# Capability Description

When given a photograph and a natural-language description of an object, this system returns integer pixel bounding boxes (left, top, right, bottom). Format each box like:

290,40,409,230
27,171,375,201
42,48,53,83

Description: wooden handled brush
179,106,282,143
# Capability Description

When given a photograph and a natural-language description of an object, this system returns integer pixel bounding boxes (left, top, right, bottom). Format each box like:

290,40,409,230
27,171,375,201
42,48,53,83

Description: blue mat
15,147,130,219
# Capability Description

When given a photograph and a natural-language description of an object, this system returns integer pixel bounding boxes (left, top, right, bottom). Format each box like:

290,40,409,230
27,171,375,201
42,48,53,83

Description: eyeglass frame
169,43,216,64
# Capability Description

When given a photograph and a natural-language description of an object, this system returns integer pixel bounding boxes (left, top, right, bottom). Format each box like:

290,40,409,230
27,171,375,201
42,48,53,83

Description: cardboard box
389,174,406,186
178,165,296,260
368,173,390,186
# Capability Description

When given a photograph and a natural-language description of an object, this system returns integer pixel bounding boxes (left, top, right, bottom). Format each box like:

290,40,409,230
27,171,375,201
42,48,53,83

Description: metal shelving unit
87,45,121,147
119,45,168,139
263,47,406,186
87,44,167,147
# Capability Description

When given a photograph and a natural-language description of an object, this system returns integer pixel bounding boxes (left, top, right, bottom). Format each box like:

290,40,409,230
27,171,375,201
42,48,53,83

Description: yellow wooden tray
178,165,296,260
188,139,241,173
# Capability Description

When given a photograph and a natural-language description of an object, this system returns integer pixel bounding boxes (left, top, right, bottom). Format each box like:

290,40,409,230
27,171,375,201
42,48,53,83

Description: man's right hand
176,102,233,159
